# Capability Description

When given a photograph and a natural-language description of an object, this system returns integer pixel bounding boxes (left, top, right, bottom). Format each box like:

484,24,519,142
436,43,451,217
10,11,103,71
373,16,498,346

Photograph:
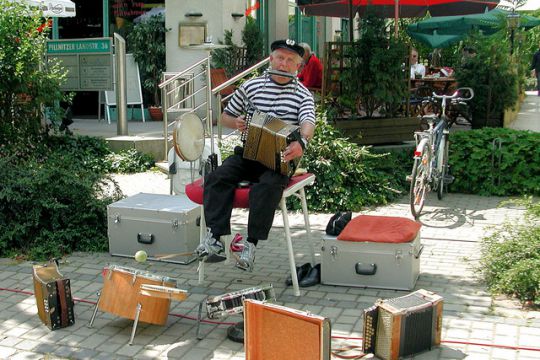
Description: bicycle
409,87,474,219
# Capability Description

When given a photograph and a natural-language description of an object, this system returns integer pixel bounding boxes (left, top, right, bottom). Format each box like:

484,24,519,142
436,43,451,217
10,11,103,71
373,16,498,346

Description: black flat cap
270,39,304,57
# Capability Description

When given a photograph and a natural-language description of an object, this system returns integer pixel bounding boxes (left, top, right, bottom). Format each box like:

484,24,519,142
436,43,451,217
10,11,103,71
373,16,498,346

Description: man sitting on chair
196,39,316,272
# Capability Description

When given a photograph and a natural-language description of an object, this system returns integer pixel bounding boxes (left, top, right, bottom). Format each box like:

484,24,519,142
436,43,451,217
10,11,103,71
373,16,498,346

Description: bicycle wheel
437,134,449,200
410,144,431,219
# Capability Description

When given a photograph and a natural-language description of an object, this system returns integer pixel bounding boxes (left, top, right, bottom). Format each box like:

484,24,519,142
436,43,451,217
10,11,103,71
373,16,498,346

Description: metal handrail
213,57,270,144
159,57,207,89
212,57,270,95
159,56,271,159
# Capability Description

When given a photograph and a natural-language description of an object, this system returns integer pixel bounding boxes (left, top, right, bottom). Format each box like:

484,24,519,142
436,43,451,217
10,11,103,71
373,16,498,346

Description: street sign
46,38,113,91
46,38,112,54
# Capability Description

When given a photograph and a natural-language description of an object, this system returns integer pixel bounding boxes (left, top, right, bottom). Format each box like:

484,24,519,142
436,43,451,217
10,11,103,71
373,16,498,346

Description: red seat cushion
337,215,421,243
185,173,314,209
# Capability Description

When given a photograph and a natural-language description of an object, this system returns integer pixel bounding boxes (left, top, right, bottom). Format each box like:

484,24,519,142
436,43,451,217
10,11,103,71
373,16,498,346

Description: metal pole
114,33,128,135
162,74,168,162
394,0,399,38
510,28,515,55
348,0,354,42
206,56,215,156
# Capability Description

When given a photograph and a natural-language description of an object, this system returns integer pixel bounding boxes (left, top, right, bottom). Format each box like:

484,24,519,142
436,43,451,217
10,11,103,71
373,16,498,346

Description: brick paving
1,190,540,359
1,94,538,359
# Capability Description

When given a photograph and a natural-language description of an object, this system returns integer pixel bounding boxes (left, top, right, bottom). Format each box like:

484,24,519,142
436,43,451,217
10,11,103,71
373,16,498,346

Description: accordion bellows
33,261,75,330
243,110,302,176
363,289,443,360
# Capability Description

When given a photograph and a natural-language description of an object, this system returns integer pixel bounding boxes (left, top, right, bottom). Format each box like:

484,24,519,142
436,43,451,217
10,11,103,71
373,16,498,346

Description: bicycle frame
409,87,474,219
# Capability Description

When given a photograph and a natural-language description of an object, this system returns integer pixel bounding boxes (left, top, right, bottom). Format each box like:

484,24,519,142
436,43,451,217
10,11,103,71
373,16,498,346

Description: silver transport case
321,232,423,290
107,193,200,264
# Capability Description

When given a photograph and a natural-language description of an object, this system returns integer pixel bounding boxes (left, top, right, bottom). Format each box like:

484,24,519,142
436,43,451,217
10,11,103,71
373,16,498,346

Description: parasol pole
349,0,354,41
394,0,399,37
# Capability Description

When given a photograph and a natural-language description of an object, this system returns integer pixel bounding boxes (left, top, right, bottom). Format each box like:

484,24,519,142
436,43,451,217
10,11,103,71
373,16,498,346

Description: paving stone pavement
1,82,538,360
1,179,540,359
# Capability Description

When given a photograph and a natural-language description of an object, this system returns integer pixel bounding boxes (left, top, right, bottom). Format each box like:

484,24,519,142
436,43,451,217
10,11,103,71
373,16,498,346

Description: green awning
407,8,540,48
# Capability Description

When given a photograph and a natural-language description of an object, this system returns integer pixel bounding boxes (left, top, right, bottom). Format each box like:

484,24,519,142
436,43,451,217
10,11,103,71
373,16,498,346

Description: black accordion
242,110,302,177
362,289,443,360
33,261,75,330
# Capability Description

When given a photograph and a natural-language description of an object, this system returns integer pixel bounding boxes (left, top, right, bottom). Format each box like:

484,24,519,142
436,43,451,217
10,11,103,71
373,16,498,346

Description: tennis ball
134,250,148,263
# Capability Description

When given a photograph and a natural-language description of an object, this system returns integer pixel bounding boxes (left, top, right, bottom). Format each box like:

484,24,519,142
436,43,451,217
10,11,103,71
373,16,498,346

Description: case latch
330,245,338,260
395,249,403,264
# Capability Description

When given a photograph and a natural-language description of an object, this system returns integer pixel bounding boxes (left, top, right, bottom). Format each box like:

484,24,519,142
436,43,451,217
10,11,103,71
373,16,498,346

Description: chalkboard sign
104,53,145,122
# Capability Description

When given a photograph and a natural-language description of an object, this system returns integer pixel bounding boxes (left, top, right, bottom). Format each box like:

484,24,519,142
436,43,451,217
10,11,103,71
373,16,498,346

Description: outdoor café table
411,77,457,95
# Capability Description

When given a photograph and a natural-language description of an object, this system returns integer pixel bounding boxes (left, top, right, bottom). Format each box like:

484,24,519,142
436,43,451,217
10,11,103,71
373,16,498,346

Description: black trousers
203,149,289,240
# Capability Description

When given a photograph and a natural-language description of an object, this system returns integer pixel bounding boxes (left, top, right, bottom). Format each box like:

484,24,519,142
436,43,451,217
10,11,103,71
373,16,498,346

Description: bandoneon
362,289,443,360
242,110,302,177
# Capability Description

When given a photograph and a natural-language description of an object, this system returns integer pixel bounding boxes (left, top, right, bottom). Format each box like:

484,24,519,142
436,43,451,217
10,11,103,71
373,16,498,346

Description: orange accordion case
244,299,331,360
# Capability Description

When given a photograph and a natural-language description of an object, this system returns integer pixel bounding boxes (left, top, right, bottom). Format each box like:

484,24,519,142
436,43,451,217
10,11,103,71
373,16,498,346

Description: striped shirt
224,75,315,127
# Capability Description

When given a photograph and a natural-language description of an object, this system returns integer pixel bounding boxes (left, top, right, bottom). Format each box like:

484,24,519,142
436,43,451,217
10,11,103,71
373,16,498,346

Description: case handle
137,233,154,244
415,245,424,259
355,263,377,276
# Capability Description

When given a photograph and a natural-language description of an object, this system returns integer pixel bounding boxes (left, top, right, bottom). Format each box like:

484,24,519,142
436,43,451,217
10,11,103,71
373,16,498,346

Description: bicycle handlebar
432,87,474,102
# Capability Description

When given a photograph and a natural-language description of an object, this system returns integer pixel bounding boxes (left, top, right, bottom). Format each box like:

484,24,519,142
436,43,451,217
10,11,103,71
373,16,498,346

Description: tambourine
206,284,275,319
172,112,205,161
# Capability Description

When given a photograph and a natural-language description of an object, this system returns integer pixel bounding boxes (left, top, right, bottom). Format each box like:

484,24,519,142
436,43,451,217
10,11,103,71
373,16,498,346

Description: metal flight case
107,193,200,264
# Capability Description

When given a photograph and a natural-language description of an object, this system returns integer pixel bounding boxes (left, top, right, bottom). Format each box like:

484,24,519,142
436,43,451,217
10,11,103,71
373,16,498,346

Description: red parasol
297,0,499,37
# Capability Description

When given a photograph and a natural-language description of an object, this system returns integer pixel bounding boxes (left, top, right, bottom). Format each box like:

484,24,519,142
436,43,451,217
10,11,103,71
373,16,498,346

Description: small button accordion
242,110,302,177
362,289,443,360
33,261,75,330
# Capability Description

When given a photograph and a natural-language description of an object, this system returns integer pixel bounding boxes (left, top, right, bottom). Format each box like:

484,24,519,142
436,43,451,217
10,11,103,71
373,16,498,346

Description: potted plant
127,14,169,120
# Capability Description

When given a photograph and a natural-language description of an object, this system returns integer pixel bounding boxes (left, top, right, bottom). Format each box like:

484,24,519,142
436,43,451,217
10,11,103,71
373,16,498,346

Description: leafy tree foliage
0,0,66,140
127,14,169,107
341,11,408,118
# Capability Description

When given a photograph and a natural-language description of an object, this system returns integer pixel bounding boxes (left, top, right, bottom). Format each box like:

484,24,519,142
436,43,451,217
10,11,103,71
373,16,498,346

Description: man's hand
221,112,246,131
283,141,303,162
235,115,246,132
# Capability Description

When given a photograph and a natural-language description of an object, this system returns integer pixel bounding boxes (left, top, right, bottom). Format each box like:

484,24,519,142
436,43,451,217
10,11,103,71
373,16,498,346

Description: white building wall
165,0,245,73
268,0,289,43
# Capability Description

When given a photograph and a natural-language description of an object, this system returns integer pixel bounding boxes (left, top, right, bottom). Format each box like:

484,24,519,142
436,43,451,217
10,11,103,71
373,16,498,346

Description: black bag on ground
325,211,352,236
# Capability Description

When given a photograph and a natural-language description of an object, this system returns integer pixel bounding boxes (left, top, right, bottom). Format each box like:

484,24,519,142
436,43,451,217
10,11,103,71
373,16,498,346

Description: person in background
531,41,540,96
298,42,323,89
410,48,426,79
196,39,316,272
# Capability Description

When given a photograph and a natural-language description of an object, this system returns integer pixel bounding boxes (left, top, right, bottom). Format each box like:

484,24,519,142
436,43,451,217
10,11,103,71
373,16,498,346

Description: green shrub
0,134,156,260
455,33,518,128
295,112,410,212
104,148,155,174
479,198,540,305
0,152,122,260
449,127,540,195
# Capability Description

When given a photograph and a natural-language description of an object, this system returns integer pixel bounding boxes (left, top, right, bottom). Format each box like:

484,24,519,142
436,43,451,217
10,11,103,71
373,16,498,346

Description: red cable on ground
0,287,235,326
2,287,540,352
